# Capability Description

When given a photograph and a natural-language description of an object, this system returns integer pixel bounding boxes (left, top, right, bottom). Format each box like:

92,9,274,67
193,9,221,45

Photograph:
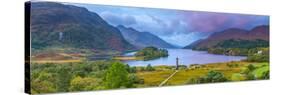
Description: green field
29,47,269,94
29,59,269,94
135,61,269,86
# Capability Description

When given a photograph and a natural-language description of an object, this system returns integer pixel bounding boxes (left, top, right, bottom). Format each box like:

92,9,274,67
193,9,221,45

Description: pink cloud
180,11,268,32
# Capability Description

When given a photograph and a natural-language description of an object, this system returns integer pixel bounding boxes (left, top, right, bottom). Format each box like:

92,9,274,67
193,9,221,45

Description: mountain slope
184,25,269,49
117,25,175,48
30,2,134,51
183,39,204,49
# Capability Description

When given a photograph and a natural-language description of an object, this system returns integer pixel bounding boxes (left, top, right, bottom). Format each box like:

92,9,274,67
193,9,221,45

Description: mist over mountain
117,25,176,48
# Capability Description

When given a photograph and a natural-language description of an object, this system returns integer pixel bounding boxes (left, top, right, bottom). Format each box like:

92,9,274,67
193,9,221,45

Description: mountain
30,2,135,51
184,25,269,49
117,25,175,48
183,39,204,49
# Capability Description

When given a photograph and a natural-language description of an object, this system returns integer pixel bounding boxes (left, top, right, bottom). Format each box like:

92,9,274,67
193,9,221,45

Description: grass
30,48,269,86
136,69,174,87
29,46,269,93
31,60,82,64
231,73,246,81
136,61,269,86
166,69,208,85
31,52,85,64
31,47,121,64
252,65,269,78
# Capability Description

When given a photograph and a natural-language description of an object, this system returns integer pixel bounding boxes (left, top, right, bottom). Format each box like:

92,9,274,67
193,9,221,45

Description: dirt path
159,70,179,87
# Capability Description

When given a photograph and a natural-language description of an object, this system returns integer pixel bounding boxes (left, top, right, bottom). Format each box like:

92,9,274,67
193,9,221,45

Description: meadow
30,59,269,94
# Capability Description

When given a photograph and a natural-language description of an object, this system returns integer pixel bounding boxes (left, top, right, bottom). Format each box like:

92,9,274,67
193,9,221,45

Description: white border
0,0,280,95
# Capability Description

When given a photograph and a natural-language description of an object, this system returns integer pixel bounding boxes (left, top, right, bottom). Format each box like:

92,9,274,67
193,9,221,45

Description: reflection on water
123,49,247,66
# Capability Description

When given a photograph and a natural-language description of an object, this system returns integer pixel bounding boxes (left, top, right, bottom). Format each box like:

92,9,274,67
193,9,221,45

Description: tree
55,65,72,92
31,80,57,93
125,64,137,73
104,62,132,89
189,71,228,83
247,54,269,62
135,46,168,60
69,76,100,91
205,71,228,82
247,64,256,71
242,64,258,80
130,66,137,73
128,74,144,84
146,64,155,71
31,72,57,94
125,64,136,73
261,70,270,79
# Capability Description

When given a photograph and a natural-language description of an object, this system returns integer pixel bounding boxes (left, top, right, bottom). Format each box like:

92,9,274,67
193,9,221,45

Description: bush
139,67,146,71
146,64,155,71
261,70,270,79
129,74,144,84
242,64,270,80
104,62,132,89
247,54,269,62
188,71,228,83
247,48,269,62
69,76,100,91
125,64,137,73
31,80,57,93
55,64,72,92
30,61,115,94
247,64,256,71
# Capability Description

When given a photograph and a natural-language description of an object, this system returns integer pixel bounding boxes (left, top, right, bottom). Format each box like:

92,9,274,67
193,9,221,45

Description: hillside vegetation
135,47,168,60
30,60,269,94
30,2,134,51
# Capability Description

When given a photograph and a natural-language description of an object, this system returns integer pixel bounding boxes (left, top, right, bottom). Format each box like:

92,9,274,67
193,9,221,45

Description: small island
135,47,168,61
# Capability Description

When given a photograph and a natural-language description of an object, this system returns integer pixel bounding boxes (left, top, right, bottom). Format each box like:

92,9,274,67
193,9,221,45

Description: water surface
123,49,247,66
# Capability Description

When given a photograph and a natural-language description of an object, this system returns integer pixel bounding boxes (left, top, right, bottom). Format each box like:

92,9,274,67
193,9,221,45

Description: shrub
261,70,270,79
125,64,137,73
104,62,132,89
247,54,269,62
146,64,155,71
247,64,256,71
188,71,228,83
69,76,100,91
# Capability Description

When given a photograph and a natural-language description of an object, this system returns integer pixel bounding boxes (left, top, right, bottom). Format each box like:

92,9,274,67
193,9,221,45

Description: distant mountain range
184,25,269,49
117,25,175,48
30,2,268,51
30,2,135,51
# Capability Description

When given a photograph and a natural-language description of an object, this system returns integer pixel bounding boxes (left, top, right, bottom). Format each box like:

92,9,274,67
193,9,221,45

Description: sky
69,3,269,47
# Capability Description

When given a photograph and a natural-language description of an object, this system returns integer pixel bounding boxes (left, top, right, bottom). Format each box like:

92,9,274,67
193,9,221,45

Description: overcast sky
69,3,269,47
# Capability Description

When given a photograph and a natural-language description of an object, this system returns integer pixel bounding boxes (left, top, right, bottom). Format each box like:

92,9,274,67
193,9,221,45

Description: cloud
180,11,269,32
161,32,211,47
72,3,269,47
100,11,137,26
136,15,189,36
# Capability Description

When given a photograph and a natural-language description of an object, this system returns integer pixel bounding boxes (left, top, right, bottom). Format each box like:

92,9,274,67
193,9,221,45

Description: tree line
135,46,168,61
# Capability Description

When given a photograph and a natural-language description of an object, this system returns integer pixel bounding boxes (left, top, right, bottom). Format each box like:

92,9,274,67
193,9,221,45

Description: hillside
30,2,134,51
117,25,175,48
184,25,269,50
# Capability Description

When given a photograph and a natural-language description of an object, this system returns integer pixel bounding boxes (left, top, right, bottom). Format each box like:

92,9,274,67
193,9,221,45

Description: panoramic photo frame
25,1,270,94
